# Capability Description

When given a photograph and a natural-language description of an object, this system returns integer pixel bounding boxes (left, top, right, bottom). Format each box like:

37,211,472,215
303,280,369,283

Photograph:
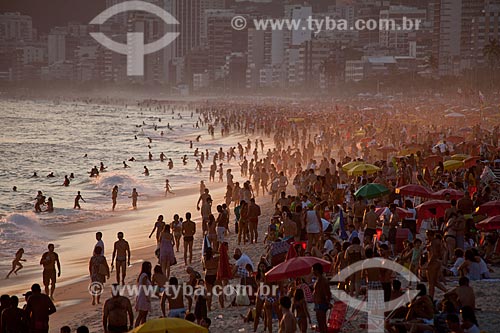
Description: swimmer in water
196,135,201,142
129,157,136,162
69,173,75,179
143,166,149,176
63,175,70,187
148,152,153,160
100,162,107,172
6,248,26,279
160,152,166,162
12,186,17,192
182,155,188,165
45,197,54,213
34,191,45,213
123,161,129,168
74,191,86,209
31,172,38,178
47,172,55,178
83,153,87,158
168,159,174,170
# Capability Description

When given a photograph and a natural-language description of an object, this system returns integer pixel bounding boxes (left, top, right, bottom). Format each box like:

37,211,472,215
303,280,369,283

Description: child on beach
6,248,26,278
152,265,167,298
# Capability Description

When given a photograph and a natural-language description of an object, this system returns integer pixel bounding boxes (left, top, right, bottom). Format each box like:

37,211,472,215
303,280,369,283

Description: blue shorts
169,308,186,318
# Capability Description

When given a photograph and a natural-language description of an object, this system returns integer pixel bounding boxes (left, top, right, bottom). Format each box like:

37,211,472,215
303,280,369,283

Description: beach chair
326,301,348,333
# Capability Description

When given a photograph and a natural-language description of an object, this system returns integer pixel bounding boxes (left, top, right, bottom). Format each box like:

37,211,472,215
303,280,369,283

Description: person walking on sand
165,179,175,196
197,188,212,235
89,246,110,305
171,214,182,252
130,188,139,209
74,191,86,209
159,225,176,278
103,284,134,333
112,185,118,211
134,261,152,327
6,248,26,279
148,215,166,244
111,232,131,285
40,243,61,299
182,212,196,265
25,283,56,333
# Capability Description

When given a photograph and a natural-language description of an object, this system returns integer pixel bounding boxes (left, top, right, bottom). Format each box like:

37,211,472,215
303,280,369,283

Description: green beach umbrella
354,183,390,199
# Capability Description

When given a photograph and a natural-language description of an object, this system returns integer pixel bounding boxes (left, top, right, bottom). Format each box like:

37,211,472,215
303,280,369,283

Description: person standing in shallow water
74,191,86,209
112,185,118,211
130,188,139,209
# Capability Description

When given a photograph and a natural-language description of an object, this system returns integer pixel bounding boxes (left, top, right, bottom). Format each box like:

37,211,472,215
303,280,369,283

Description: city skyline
0,0,499,94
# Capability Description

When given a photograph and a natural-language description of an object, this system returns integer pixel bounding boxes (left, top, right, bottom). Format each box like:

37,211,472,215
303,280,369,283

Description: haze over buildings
0,0,499,92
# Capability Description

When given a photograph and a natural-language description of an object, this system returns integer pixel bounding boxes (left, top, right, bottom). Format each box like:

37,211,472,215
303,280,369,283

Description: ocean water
0,99,236,266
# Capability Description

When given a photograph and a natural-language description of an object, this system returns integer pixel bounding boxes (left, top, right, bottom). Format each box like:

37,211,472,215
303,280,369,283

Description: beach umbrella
416,200,450,220
451,154,469,161
375,207,413,219
463,156,482,169
265,256,331,282
342,161,363,172
442,160,464,171
444,112,465,118
475,216,500,232
354,183,390,199
348,163,381,176
422,155,443,169
396,184,433,198
432,189,465,200
446,136,465,144
129,318,208,333
476,201,500,216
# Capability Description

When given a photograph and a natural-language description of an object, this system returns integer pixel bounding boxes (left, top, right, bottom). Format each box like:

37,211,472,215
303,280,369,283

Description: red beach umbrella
446,135,465,144
432,189,464,201
422,155,443,169
375,207,413,219
463,156,482,169
476,201,500,216
265,256,331,282
396,184,433,198
476,216,500,231
416,200,451,220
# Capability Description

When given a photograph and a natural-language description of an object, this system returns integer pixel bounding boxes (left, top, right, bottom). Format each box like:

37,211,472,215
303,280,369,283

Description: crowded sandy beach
1,95,500,333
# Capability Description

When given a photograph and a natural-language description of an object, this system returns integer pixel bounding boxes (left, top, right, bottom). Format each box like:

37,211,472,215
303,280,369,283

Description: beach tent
129,318,208,333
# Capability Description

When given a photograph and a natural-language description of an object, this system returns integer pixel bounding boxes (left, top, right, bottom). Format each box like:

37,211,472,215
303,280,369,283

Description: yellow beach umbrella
129,318,208,333
442,159,464,171
342,161,363,172
348,163,381,176
451,154,469,161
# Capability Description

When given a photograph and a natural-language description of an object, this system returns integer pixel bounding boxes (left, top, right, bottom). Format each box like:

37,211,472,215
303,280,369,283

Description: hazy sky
0,0,105,33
